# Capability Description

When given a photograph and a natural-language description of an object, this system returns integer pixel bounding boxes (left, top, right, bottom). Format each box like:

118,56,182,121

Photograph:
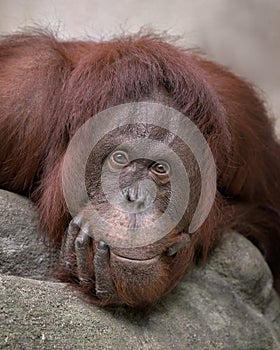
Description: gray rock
0,190,58,280
0,189,280,350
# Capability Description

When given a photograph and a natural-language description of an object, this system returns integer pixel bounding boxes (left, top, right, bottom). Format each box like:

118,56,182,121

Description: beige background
0,0,279,132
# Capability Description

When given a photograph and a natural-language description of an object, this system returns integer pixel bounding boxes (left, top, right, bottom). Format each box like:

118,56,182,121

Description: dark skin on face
60,123,200,306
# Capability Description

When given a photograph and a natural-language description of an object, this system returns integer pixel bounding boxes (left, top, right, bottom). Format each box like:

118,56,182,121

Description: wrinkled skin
60,213,192,306
59,123,199,306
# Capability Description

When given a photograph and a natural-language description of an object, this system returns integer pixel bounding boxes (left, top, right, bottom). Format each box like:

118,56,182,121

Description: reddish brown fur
1,30,280,304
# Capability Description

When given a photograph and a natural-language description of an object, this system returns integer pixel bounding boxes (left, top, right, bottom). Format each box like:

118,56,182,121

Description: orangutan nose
125,186,150,210
125,186,145,205
122,183,155,213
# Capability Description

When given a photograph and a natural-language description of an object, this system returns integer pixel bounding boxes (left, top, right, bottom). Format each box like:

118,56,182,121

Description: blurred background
0,0,279,132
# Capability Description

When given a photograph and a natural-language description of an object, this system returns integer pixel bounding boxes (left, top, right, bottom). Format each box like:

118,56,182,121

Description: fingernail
98,240,108,250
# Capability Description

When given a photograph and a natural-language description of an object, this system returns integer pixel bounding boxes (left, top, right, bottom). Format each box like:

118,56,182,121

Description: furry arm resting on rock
0,30,280,307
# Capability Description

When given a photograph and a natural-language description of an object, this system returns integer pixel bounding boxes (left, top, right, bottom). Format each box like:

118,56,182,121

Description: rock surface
0,189,280,350
0,190,58,280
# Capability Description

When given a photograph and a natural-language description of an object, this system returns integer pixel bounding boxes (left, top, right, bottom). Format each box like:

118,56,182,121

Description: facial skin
60,120,201,306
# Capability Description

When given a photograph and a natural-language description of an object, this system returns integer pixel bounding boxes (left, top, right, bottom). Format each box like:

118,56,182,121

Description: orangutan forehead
86,122,197,171
95,122,178,152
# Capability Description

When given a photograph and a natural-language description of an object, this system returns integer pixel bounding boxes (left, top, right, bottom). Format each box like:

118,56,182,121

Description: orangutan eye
109,150,130,168
151,161,170,175
112,151,129,165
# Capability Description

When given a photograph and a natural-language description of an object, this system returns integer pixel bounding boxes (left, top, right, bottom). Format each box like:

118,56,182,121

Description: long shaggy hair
1,30,280,304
